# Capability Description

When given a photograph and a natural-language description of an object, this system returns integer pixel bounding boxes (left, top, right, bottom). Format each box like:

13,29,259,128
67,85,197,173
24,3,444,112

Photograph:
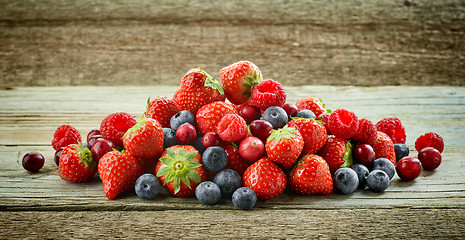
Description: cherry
176,123,197,145
353,143,376,168
418,147,442,170
87,134,103,149
54,147,64,166
86,129,101,143
396,156,422,181
317,112,331,135
91,138,116,162
202,132,224,148
239,136,265,162
22,152,45,172
282,103,299,120
249,120,273,143
239,105,261,124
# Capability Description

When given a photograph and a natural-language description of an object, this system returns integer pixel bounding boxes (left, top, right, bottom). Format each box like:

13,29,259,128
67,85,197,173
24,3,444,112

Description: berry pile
23,61,445,210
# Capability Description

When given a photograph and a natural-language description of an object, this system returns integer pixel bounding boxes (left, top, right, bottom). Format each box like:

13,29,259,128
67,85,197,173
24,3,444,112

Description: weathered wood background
1,0,464,87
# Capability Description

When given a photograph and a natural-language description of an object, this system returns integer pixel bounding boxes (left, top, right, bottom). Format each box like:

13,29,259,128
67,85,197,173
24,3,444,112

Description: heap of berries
22,61,445,210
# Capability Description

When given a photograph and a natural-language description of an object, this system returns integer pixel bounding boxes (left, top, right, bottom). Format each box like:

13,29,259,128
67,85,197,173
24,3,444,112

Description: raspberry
52,125,81,150
375,117,406,144
100,112,136,148
327,109,359,140
217,114,248,142
353,118,377,145
415,132,444,153
251,79,286,110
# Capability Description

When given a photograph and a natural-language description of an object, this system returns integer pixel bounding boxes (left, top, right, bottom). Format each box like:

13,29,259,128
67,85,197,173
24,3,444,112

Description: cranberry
202,132,224,148
282,103,299,120
22,152,45,172
396,156,422,181
418,147,442,170
249,119,273,143
175,123,197,145
87,134,103,149
239,136,265,162
91,138,116,162
86,129,101,143
54,147,64,166
317,113,331,135
353,143,376,168
239,105,261,124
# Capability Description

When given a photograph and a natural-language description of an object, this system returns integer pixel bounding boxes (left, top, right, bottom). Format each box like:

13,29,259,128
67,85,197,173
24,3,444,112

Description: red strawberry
196,101,238,135
316,135,353,173
123,117,164,162
217,114,248,143
52,125,81,150
372,131,396,164
219,61,263,105
145,96,180,128
251,79,286,110
265,125,304,170
352,118,377,145
295,97,328,118
243,157,287,201
100,112,137,148
173,68,225,114
224,144,250,176
288,118,328,155
289,154,333,195
58,144,97,183
98,150,144,199
155,145,206,197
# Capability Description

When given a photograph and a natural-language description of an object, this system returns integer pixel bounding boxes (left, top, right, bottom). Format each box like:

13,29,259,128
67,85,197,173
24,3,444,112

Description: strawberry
98,150,144,199
289,154,333,195
195,101,237,135
123,117,164,160
251,79,286,110
224,144,250,176
372,131,396,165
172,68,225,114
219,61,263,105
58,143,97,183
295,97,328,118
288,118,328,155
243,157,287,201
145,96,180,128
316,135,353,173
155,145,207,197
265,125,304,170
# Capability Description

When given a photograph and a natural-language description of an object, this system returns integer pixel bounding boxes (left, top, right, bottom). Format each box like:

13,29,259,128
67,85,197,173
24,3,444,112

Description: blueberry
163,128,178,149
213,169,242,198
372,158,396,180
232,187,257,210
366,170,390,192
261,106,288,129
351,164,369,189
295,109,316,119
333,168,359,194
195,181,222,205
135,173,160,199
191,136,206,155
394,143,409,163
202,146,228,172
170,110,195,131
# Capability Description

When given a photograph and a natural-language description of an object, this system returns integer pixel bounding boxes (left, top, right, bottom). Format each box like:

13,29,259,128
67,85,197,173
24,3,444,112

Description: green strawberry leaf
76,144,95,169
156,166,170,177
159,157,173,167
164,172,175,186
181,174,191,189
268,125,299,142
200,67,224,95
187,162,202,169
340,140,353,168
185,151,198,161
166,148,176,159
187,170,201,184
174,176,181,194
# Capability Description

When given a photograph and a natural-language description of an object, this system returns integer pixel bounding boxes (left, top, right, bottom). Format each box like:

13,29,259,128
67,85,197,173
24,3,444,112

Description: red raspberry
353,118,377,145
375,117,406,144
217,114,248,142
415,132,444,153
100,112,136,148
327,109,359,140
52,125,82,150
251,79,286,110
295,97,327,117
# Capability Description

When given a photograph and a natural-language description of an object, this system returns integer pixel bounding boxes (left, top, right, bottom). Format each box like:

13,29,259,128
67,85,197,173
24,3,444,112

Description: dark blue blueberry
351,164,369,189
394,143,410,163
202,146,228,172
261,106,288,129
295,109,316,119
366,170,390,192
333,168,359,194
232,187,257,210
170,110,195,131
135,173,160,199
213,169,242,198
372,158,396,180
162,128,178,149
191,136,206,154
195,181,222,205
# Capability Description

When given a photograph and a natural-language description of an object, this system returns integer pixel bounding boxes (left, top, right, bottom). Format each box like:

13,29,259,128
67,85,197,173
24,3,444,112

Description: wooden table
1,85,464,239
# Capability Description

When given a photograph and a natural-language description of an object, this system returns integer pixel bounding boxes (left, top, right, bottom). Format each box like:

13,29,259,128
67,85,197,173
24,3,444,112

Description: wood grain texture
0,0,464,87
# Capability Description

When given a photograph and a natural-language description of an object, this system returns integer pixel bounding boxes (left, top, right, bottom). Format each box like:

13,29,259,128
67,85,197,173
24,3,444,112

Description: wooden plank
0,0,464,87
